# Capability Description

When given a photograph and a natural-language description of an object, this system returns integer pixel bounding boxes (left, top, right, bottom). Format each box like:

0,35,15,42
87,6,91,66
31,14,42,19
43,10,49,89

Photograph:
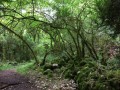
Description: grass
0,62,13,70
0,61,36,74
16,61,35,74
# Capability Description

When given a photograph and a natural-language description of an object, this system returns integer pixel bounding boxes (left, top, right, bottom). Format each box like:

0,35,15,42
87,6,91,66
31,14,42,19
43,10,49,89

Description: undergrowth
59,58,120,90
0,61,35,74
40,56,120,90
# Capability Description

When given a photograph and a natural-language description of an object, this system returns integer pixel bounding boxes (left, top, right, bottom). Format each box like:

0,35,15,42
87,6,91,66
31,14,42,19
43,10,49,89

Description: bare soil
0,70,37,90
0,70,77,90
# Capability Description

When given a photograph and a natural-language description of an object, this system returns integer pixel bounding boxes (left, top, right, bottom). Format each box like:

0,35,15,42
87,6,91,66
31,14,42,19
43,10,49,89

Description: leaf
31,22,39,27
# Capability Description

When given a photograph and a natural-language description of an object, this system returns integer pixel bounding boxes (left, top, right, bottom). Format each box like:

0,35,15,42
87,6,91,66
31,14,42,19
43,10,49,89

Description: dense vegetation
0,0,120,90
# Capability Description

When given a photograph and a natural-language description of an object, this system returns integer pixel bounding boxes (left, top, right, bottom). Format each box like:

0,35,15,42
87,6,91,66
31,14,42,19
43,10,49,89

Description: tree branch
0,22,39,66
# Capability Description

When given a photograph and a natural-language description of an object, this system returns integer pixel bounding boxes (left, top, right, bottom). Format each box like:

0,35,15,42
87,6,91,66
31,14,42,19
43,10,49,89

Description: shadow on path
0,70,38,90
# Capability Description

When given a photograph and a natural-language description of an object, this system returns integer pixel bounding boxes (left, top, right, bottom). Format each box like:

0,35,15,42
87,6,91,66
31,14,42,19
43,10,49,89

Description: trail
0,70,37,90
0,70,77,90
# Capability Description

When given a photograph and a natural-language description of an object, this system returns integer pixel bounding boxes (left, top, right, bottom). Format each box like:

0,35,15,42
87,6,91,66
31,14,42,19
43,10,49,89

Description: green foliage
0,0,120,89
0,35,34,62
0,62,13,70
16,61,35,74
96,0,120,36
43,69,53,77
107,58,120,69
0,61,35,74
60,58,120,90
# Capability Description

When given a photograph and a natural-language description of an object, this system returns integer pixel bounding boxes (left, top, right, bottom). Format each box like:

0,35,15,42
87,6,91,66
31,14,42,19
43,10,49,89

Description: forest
0,0,120,90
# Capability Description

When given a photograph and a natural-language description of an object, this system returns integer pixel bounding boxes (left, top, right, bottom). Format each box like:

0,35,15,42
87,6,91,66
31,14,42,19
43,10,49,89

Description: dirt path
0,70,77,90
0,70,38,90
